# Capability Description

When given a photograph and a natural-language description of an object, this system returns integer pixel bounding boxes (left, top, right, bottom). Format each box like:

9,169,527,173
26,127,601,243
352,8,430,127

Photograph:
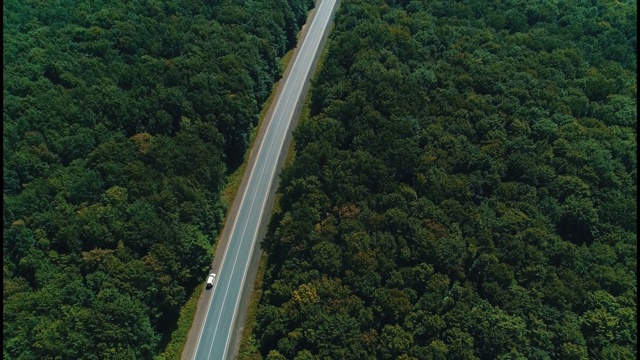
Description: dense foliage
253,0,637,359
3,0,314,358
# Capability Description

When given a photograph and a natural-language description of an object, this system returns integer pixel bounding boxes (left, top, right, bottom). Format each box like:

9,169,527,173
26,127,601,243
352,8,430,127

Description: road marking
194,1,336,358
209,17,311,360
203,21,308,360
220,2,335,358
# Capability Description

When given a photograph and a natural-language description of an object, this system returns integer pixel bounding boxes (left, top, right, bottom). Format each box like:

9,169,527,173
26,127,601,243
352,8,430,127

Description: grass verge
236,252,268,360
222,48,295,209
160,4,332,357
154,285,203,360
234,11,334,359
235,106,299,360
233,51,297,360
157,36,299,360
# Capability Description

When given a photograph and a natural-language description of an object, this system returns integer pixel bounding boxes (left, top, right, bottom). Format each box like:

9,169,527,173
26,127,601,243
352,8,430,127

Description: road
190,0,338,359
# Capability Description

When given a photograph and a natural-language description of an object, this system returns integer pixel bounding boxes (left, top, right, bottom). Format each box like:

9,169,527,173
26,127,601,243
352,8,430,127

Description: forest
247,0,637,359
3,0,314,358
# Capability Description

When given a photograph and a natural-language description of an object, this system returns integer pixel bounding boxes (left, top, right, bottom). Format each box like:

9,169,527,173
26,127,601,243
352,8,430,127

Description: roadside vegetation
3,0,314,358
251,0,637,359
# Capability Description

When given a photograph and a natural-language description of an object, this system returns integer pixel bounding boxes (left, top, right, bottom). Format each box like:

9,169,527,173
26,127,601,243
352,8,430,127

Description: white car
206,273,216,288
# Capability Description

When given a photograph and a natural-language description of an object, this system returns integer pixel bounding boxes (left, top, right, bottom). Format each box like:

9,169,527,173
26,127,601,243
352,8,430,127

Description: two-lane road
191,0,338,359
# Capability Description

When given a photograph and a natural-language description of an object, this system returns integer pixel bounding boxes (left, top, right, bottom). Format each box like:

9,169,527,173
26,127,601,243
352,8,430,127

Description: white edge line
192,5,296,355
221,1,335,359
194,3,317,357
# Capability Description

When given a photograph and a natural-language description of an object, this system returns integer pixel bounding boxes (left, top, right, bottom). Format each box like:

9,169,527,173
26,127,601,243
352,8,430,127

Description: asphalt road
191,1,338,359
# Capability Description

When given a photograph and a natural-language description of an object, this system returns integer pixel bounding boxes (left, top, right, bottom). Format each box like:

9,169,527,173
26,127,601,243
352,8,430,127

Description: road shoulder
180,1,329,359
